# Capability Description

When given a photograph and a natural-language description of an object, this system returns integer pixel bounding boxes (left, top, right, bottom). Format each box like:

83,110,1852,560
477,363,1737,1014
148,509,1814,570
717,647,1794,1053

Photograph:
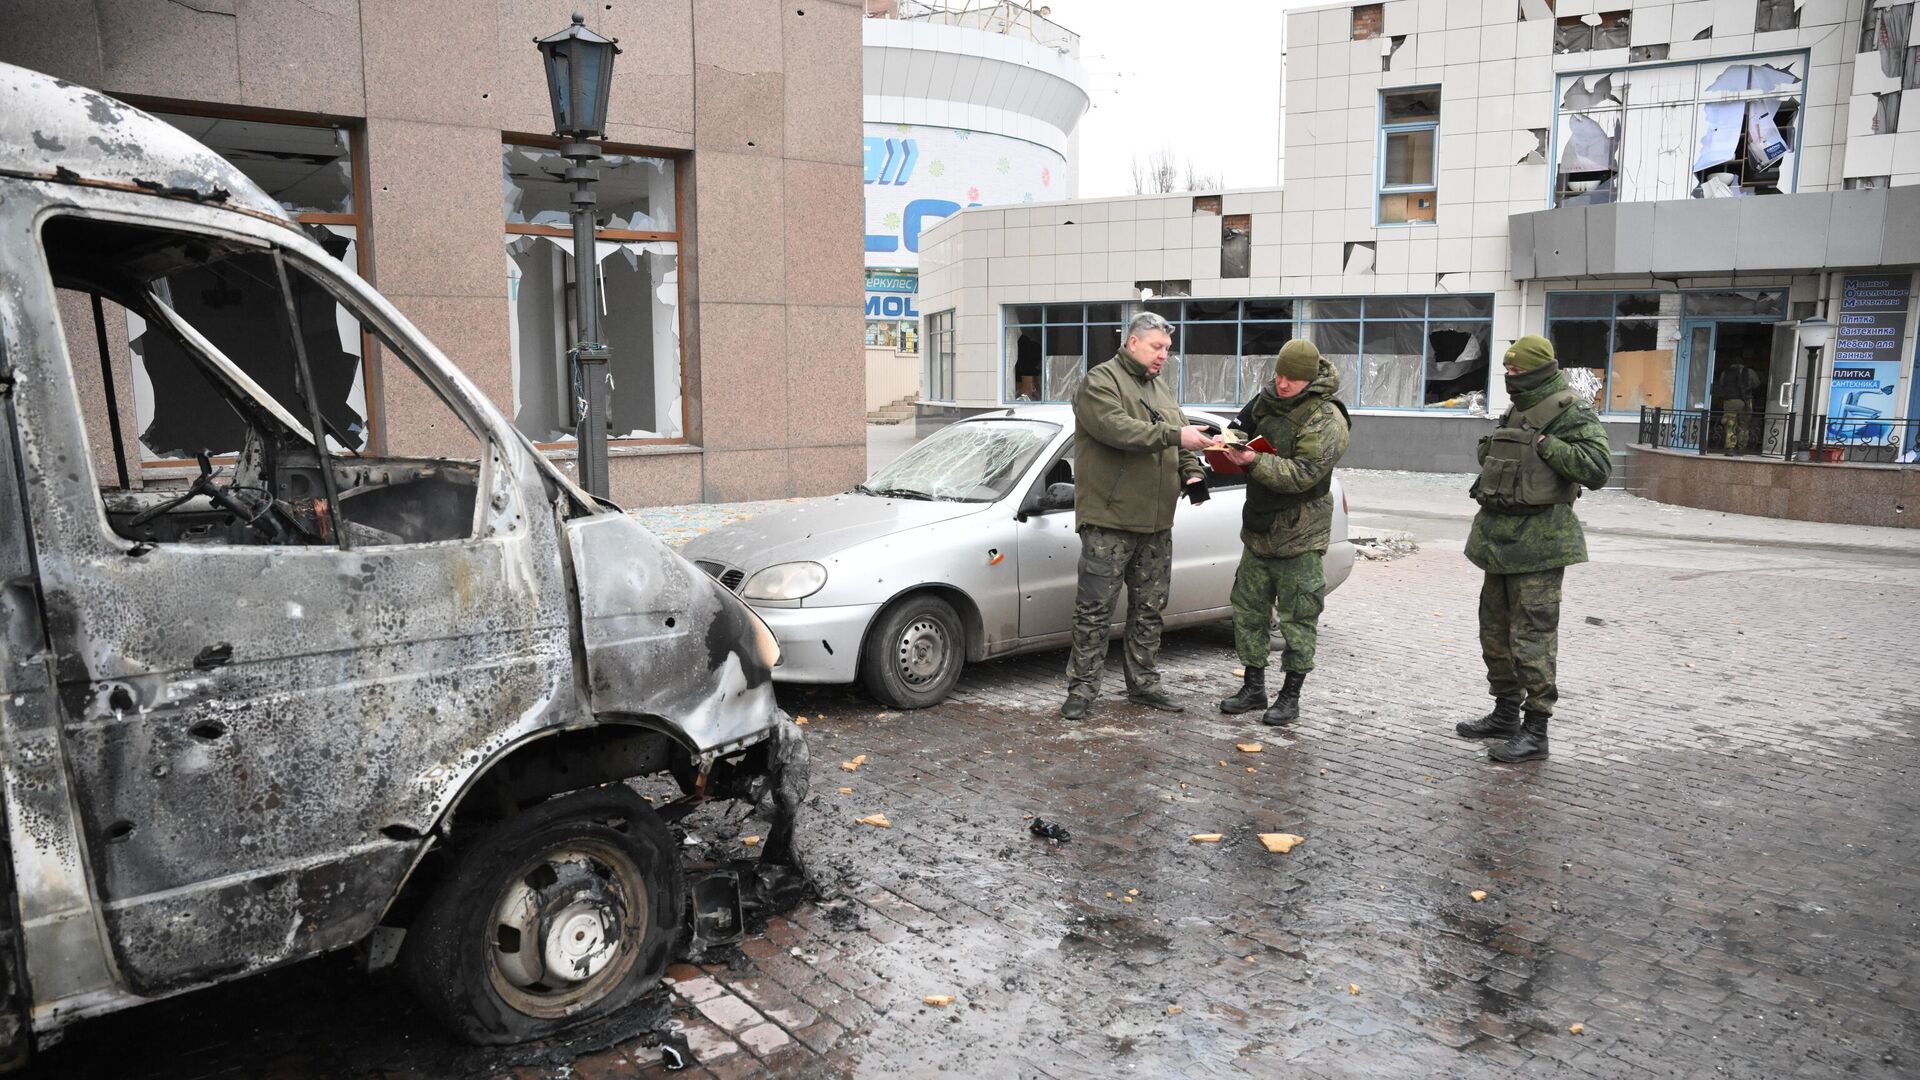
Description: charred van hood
679,493,987,573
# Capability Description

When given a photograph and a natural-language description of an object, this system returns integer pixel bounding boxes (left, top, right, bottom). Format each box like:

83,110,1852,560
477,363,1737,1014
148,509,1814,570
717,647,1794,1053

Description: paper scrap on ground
923,995,954,1007
836,787,854,795
858,813,891,829
1236,742,1263,753
1190,833,1225,843
1259,833,1305,854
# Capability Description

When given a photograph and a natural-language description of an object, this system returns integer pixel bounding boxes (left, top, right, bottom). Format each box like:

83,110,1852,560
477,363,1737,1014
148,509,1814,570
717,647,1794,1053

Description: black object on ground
1029,818,1072,842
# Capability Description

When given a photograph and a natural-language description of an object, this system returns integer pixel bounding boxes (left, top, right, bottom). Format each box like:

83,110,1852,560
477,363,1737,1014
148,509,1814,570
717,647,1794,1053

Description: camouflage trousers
1478,567,1564,716
1065,525,1173,700
1230,549,1325,672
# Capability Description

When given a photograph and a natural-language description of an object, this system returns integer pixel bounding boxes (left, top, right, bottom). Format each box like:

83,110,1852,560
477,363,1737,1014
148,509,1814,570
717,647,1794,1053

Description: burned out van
0,62,806,1059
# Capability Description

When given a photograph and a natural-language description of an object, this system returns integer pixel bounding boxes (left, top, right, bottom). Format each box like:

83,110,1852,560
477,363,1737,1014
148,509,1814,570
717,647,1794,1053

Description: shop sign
1828,275,1910,443
865,271,917,295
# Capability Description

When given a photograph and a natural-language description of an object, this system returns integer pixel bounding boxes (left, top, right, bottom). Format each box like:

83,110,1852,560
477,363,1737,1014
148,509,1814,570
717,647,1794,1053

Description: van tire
861,595,965,709
399,786,682,1045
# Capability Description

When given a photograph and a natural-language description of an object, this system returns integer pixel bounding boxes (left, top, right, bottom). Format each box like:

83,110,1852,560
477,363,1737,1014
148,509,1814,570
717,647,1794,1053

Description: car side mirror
1043,482,1075,511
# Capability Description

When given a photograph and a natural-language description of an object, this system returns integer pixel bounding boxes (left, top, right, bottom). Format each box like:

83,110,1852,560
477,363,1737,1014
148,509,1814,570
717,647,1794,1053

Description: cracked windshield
859,419,1057,501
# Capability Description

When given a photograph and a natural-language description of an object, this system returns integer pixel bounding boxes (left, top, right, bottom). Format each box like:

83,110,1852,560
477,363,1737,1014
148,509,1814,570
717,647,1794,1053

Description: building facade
917,0,1920,475
1,0,867,506
861,0,1088,411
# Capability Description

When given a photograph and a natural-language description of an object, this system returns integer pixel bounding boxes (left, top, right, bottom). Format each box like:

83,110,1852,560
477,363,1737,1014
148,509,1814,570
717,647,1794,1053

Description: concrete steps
866,393,919,425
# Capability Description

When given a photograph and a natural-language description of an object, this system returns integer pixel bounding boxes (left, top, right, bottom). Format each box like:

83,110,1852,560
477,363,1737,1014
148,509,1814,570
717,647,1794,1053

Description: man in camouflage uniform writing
1457,334,1612,762
1216,340,1350,726
1061,312,1216,721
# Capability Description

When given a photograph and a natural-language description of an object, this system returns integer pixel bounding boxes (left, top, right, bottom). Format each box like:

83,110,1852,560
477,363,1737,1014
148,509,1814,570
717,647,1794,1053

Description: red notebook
1202,435,1277,474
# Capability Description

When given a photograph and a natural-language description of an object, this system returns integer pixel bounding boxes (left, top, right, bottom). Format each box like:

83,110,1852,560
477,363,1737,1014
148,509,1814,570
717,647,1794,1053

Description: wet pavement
26,476,1920,1079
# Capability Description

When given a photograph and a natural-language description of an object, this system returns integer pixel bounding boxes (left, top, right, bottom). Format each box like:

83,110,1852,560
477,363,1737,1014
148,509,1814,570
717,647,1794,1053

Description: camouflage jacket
1071,350,1205,533
1465,369,1613,575
1229,360,1351,559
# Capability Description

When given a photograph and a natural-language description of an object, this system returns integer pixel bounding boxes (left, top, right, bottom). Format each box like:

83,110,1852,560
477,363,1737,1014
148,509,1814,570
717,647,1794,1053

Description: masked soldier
1457,335,1612,761
1062,312,1216,721
1216,340,1350,726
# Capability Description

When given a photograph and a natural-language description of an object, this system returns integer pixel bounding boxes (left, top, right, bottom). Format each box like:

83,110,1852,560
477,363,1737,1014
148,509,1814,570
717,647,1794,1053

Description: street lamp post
1794,315,1833,458
536,13,622,498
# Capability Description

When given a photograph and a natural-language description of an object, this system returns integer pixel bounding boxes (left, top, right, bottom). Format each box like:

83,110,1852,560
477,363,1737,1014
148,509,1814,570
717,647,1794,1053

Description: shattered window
1001,304,1122,403
1755,0,1798,33
503,143,683,444
42,216,488,549
861,419,1057,502
1378,88,1440,225
1181,321,1239,406
1542,290,1765,414
1554,54,1806,206
1554,11,1630,54
152,112,353,215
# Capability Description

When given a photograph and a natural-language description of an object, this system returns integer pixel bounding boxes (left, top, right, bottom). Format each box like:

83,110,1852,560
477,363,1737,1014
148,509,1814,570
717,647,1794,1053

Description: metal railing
1637,406,1795,459
1638,407,1920,465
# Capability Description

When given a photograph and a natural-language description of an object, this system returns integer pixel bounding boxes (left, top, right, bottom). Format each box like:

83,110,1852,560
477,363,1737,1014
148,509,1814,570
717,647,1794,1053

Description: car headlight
742,561,827,601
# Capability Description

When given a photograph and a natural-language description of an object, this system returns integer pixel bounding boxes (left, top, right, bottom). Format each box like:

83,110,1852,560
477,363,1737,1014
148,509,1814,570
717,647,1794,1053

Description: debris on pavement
1470,889,1488,902
858,813,891,829
923,995,955,1007
1569,1023,1585,1035
1349,984,1361,995
1259,833,1304,854
742,836,761,847
840,754,869,772
1190,833,1224,843
1352,530,1419,561
1029,818,1072,842
1166,1005,1184,1015
1236,742,1263,753
836,787,854,795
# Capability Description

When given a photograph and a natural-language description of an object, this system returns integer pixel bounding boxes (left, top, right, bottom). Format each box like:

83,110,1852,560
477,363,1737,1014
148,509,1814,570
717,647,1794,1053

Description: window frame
997,295,1495,413
924,309,956,404
502,133,689,449
1543,288,1787,416
113,97,375,471
1376,87,1441,228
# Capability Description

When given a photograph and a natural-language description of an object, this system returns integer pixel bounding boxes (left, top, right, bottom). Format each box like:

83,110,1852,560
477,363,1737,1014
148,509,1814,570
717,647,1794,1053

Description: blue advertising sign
864,271,917,295
1830,275,1911,444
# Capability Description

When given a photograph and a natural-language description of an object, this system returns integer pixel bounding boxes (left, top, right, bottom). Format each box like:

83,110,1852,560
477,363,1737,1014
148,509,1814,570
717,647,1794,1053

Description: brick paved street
30,475,1919,1079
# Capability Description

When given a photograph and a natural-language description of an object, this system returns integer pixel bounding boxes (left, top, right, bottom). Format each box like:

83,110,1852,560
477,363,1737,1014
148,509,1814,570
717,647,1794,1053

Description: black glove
1184,475,1211,505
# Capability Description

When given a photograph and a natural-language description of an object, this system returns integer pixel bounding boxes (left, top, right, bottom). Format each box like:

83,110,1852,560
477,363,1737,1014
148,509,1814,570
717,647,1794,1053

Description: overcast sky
1042,0,1325,198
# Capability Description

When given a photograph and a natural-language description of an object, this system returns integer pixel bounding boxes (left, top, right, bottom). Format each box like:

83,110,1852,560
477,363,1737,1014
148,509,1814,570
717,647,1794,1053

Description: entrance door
1678,321,1718,409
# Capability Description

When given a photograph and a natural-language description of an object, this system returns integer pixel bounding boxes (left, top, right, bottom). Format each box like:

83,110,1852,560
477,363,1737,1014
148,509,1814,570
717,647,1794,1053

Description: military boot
1127,686,1186,713
1060,694,1092,722
1261,671,1305,726
1489,712,1549,762
1218,666,1267,714
1455,697,1522,739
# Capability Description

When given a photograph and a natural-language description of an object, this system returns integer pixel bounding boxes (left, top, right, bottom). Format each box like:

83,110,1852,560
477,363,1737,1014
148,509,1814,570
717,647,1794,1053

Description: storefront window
925,310,955,402
503,143,684,443
1000,295,1493,410
1546,290,1779,413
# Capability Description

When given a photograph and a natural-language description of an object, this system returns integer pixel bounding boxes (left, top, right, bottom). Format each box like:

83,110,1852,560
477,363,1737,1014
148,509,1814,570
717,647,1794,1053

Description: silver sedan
679,405,1353,708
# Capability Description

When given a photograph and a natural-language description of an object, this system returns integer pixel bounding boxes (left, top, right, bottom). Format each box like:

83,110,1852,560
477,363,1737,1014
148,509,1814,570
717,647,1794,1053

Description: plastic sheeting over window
1554,56,1804,206
505,236,683,442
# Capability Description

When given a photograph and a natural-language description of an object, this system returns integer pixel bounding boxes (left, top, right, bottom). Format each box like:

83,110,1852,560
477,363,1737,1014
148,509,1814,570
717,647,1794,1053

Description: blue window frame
1378,87,1440,226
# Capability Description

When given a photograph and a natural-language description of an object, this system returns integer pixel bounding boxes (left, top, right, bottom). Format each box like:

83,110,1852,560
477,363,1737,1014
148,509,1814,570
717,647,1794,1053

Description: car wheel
861,595,965,709
399,786,682,1045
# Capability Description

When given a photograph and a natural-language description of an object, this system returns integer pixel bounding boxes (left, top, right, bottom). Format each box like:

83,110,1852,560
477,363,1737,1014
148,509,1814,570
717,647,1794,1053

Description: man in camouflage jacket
1062,312,1215,721
1216,340,1350,726
1457,334,1612,762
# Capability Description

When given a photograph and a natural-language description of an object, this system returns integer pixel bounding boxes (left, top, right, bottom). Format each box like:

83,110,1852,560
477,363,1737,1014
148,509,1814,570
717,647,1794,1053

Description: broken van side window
40,216,488,550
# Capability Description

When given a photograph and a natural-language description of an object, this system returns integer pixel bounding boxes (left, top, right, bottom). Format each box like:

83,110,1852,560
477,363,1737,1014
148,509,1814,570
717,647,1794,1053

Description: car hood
679,493,989,573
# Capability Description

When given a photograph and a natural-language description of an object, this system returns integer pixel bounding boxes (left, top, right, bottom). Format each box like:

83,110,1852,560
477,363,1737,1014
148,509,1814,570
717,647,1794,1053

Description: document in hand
1201,435,1279,474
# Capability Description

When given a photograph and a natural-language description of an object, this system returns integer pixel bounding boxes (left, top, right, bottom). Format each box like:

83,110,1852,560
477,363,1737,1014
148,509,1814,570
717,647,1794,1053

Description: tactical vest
1240,394,1351,535
1472,391,1581,514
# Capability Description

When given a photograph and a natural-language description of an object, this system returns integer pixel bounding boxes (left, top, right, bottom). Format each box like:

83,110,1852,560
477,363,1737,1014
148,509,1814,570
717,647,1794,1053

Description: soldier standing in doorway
1216,340,1350,726
1456,335,1612,762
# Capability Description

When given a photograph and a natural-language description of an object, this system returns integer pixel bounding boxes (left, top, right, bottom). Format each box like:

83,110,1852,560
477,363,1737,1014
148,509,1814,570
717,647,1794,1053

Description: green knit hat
1274,338,1321,381
1503,335,1555,371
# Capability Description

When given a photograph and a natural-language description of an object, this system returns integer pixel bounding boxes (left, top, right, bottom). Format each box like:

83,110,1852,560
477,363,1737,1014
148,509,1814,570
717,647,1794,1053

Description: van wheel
861,595,965,709
399,786,682,1045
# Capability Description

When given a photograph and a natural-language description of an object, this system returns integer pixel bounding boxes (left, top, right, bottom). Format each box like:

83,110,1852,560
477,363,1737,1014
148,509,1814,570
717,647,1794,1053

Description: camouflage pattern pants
1478,567,1564,716
1230,549,1324,672
1065,526,1173,700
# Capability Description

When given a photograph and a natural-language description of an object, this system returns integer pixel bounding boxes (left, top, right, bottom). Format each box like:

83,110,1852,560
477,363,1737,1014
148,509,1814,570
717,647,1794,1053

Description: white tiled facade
918,0,1920,467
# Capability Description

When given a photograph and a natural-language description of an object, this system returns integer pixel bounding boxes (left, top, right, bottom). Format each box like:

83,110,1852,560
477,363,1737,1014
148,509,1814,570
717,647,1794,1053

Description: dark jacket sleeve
1074,367,1180,452
1537,407,1613,490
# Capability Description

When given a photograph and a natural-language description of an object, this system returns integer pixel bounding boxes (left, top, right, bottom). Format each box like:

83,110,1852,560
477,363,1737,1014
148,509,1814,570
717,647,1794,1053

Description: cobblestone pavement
30,479,1919,1079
